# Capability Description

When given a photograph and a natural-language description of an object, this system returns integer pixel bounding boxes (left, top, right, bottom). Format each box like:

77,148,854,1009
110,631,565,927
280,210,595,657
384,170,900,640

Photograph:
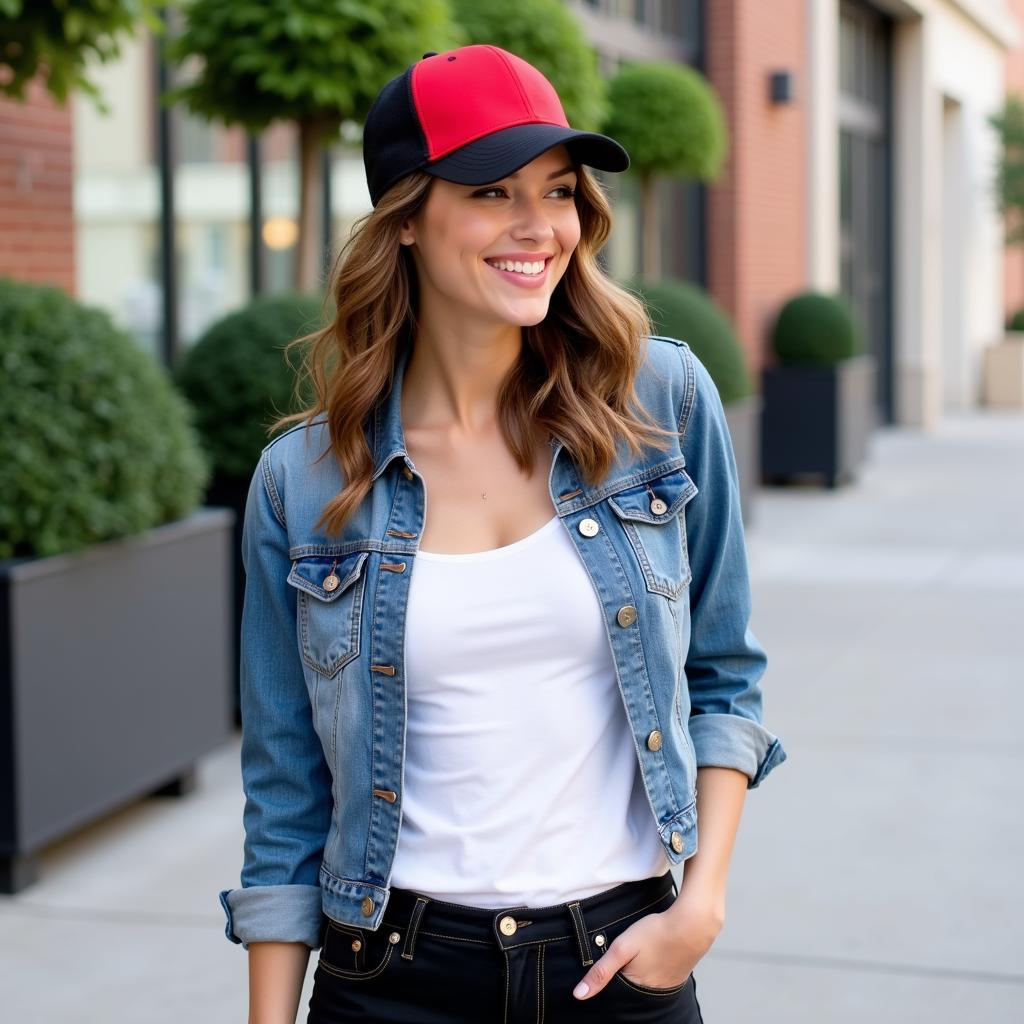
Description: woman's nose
508,198,557,240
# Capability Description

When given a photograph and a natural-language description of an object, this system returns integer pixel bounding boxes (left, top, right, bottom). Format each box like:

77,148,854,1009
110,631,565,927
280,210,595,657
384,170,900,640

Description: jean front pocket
606,466,698,600
287,551,369,680
318,917,401,982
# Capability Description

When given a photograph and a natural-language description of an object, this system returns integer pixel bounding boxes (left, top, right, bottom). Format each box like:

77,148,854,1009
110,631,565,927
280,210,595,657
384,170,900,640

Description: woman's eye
472,185,577,199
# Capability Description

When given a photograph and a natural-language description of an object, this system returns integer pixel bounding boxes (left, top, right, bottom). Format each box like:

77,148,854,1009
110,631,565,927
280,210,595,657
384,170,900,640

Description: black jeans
306,869,706,1022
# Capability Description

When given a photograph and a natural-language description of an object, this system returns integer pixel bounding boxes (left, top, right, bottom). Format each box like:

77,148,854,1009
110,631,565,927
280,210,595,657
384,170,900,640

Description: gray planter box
0,508,235,893
760,353,876,488
723,392,761,528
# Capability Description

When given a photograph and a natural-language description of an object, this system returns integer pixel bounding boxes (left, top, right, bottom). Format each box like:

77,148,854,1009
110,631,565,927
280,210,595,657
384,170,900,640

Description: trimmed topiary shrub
624,276,752,405
173,292,323,482
772,291,861,366
0,276,210,560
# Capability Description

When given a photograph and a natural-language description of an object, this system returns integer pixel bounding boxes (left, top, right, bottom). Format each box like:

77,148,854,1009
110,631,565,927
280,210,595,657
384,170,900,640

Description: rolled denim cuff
688,713,788,789
219,884,325,950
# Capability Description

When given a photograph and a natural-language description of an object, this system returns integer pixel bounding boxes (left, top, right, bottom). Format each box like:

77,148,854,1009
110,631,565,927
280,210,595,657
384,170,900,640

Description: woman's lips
485,256,552,289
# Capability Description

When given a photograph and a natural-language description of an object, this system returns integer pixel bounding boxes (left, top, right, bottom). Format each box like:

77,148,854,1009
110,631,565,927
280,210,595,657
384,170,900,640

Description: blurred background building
2,0,1023,429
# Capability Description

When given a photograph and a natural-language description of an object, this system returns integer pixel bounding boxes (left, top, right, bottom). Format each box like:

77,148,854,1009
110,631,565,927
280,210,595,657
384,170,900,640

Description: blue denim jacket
219,335,787,950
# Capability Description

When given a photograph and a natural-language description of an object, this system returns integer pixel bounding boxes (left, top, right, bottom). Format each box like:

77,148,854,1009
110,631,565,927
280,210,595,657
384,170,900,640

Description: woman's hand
571,889,724,1000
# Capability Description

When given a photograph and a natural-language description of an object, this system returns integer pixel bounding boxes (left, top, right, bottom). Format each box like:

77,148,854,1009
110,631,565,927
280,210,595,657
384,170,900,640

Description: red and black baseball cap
362,45,630,207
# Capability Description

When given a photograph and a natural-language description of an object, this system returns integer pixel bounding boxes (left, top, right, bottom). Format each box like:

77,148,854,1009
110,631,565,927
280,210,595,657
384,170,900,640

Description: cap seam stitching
487,45,536,119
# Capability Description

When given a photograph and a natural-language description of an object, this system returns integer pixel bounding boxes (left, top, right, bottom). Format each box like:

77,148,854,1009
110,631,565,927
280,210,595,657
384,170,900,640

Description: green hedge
0,277,209,560
624,276,752,404
173,293,322,481
771,291,861,366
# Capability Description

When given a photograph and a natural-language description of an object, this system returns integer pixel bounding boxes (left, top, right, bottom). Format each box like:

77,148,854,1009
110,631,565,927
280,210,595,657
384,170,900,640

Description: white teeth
487,258,546,276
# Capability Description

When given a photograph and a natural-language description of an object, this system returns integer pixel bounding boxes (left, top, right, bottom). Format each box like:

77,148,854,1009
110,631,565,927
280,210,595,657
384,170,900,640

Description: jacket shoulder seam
674,342,698,441
260,449,287,530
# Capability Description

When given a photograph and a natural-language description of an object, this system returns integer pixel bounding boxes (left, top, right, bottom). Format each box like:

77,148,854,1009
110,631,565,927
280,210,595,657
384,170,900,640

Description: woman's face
399,144,582,329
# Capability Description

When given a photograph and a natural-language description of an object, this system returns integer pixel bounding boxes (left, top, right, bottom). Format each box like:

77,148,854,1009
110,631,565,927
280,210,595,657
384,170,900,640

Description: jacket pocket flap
287,551,369,602
607,467,698,524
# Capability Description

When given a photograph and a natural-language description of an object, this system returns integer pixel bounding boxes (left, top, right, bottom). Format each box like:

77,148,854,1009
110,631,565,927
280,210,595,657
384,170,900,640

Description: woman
219,45,787,1023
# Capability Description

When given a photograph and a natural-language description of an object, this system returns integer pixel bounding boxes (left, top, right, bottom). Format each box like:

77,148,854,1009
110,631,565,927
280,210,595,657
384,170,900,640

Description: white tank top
391,511,672,908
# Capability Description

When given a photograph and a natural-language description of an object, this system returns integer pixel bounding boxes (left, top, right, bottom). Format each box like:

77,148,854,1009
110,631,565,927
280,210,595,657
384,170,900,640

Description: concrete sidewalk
1,408,1021,1022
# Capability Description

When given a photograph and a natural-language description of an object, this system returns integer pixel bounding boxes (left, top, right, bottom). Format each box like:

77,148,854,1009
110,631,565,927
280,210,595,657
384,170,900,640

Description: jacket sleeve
218,448,333,949
678,345,787,789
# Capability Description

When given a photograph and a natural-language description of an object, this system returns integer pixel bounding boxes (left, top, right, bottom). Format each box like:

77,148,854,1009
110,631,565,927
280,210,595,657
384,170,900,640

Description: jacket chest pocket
286,551,370,679
606,467,698,600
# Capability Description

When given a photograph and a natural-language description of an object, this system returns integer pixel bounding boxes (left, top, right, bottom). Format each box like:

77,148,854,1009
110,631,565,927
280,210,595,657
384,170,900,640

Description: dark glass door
839,0,893,425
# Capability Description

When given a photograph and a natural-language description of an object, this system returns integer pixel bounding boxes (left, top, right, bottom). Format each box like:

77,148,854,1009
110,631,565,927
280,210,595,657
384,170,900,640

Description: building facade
1,0,1019,430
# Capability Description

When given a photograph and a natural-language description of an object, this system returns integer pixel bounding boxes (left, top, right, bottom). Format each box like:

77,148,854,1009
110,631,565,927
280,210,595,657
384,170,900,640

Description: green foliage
173,293,323,481
602,61,726,181
771,291,861,366
624,276,752,404
989,94,1024,245
1008,307,1024,331
0,276,210,561
448,0,607,131
165,0,462,134
0,0,163,111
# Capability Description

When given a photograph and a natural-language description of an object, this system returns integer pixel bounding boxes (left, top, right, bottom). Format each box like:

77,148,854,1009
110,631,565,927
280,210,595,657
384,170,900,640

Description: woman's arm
669,764,747,921
248,942,312,1024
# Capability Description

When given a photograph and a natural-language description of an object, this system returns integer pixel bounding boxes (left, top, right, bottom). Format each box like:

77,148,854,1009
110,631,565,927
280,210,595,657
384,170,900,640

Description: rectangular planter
723,393,761,528
0,508,235,893
982,334,1024,406
760,353,876,487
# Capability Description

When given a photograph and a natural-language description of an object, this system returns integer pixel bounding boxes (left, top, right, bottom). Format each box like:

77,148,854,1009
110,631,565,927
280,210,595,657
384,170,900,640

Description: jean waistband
378,870,677,967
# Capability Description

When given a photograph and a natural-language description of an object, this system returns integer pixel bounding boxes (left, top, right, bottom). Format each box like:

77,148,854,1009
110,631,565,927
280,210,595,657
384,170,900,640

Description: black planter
760,354,876,488
723,392,761,528
0,508,235,893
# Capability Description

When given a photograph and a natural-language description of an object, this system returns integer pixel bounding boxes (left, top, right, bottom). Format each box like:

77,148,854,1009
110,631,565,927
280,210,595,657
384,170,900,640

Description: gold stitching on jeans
586,890,673,937
566,901,593,965
538,942,546,1024
417,930,492,945
611,969,687,997
318,941,394,981
401,897,428,960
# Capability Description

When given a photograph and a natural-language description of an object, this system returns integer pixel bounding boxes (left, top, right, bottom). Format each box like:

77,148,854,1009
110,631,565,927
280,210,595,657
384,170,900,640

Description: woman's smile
483,254,554,289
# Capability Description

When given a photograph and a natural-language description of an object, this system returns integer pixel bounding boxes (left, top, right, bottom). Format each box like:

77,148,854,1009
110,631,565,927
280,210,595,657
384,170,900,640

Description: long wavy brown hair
269,159,678,539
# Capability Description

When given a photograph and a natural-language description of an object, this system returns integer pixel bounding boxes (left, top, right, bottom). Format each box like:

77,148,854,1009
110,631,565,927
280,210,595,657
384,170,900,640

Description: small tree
602,62,726,280
990,93,1024,245
448,0,607,131
166,0,461,293
0,0,162,110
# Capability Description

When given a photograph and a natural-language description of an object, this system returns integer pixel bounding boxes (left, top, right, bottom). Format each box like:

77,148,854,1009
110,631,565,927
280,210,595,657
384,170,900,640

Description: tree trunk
296,119,327,293
641,173,661,281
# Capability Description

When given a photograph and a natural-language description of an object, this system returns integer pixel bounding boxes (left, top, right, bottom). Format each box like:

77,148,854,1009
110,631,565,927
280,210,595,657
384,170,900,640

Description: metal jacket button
361,896,375,916
499,915,518,936
403,465,413,480
578,517,599,537
650,497,668,515
616,605,637,627
646,730,662,751
323,573,340,592
670,831,684,853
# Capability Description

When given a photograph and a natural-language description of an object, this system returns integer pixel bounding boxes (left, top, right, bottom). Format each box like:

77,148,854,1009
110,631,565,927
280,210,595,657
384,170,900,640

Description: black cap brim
422,123,629,185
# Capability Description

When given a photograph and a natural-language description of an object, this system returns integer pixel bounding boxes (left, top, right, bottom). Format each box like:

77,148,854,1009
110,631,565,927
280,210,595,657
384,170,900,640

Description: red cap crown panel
411,45,570,160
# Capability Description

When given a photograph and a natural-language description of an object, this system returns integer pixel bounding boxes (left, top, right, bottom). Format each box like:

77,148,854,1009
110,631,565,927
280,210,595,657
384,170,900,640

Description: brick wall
1004,0,1024,324
705,0,808,373
0,75,76,292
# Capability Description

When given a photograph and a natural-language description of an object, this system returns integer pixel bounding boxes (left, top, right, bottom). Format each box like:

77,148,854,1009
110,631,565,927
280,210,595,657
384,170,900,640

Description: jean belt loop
565,900,595,967
400,895,430,962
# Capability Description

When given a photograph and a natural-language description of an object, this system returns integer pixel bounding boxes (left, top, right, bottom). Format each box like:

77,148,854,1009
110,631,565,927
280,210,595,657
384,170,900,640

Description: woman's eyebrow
504,164,577,180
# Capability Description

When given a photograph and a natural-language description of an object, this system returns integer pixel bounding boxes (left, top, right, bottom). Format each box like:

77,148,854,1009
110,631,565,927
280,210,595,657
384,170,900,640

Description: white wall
807,0,1015,426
